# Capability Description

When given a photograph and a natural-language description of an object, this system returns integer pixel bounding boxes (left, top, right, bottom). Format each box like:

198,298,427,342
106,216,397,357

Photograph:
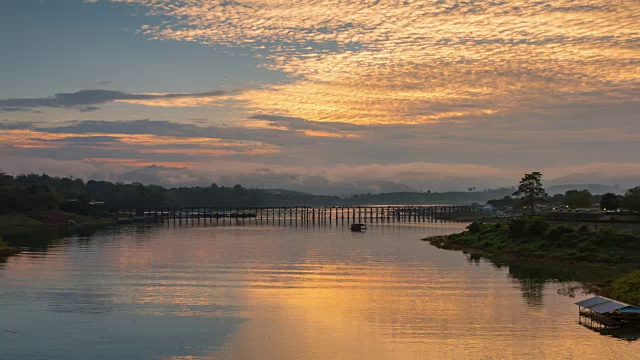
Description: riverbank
0,245,21,257
424,218,640,305
0,211,115,242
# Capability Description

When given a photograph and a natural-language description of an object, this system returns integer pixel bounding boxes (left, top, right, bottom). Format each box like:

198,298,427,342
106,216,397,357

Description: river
1,221,638,359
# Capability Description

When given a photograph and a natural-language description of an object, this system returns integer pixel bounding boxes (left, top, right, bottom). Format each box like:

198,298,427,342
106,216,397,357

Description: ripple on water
0,223,638,359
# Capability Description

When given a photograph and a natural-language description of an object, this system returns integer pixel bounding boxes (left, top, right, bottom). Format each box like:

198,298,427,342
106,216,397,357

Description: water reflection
460,251,631,311
579,320,640,342
1,223,638,359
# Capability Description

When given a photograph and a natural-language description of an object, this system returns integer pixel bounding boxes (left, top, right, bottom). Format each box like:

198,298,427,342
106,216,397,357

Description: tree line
0,171,523,215
488,172,640,212
0,172,342,214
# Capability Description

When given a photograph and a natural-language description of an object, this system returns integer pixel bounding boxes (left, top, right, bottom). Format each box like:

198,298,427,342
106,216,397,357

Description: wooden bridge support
116,205,479,227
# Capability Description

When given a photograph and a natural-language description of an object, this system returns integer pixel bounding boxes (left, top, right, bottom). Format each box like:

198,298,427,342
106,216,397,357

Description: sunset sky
1,0,639,193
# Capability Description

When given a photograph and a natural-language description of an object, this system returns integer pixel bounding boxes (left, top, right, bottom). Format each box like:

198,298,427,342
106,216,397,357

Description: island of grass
425,217,640,306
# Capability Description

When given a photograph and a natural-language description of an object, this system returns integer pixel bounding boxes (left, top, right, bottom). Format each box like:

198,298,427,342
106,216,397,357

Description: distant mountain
353,180,416,194
262,188,317,196
220,176,417,196
547,174,640,190
344,188,515,205
110,164,507,196
546,184,625,195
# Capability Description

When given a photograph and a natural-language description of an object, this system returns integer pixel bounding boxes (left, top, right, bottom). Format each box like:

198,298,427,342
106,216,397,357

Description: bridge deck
116,205,481,224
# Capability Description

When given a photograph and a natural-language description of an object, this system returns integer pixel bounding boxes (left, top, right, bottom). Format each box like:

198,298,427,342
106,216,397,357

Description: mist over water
1,222,638,359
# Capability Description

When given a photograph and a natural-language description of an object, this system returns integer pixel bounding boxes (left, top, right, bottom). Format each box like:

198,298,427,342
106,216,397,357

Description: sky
1,0,639,194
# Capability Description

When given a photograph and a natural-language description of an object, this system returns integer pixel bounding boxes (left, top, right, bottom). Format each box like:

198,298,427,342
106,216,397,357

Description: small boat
350,223,366,232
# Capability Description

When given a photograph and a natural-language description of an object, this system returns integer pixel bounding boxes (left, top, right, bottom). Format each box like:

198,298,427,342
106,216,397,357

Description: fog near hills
106,165,512,196
74,164,640,197
545,184,625,196
545,174,640,192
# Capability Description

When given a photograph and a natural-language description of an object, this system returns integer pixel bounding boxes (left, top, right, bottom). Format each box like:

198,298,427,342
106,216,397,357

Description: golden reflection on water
2,223,639,359
214,262,632,359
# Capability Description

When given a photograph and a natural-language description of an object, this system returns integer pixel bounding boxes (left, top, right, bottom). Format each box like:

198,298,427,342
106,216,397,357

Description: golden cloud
107,0,639,124
0,129,280,158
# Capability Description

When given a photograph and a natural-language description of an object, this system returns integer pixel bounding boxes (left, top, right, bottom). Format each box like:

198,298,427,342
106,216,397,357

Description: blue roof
576,296,640,314
575,296,609,308
618,306,640,313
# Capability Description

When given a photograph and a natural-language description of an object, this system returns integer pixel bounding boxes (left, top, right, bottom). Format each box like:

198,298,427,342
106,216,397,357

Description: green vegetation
1,171,516,211
485,172,638,214
0,171,341,211
342,188,513,205
430,218,640,264
607,270,640,306
600,193,620,210
564,189,593,209
624,187,640,212
0,235,21,257
0,211,114,240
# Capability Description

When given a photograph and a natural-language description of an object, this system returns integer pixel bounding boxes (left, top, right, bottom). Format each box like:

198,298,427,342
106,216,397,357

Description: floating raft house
576,296,640,328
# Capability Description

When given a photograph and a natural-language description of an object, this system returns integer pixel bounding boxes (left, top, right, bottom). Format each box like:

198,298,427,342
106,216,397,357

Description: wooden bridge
116,205,480,225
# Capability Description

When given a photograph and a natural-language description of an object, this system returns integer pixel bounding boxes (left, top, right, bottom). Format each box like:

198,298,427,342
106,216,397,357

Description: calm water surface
1,222,638,359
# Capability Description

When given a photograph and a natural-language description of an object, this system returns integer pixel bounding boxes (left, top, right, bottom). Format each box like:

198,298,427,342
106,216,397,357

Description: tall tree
600,192,620,210
624,187,640,212
513,172,547,215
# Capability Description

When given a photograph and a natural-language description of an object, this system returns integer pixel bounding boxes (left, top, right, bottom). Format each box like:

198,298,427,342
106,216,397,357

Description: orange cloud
0,129,280,157
109,0,639,124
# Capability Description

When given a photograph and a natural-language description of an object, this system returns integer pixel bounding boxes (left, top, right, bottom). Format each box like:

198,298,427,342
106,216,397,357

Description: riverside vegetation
427,218,640,305
0,171,509,241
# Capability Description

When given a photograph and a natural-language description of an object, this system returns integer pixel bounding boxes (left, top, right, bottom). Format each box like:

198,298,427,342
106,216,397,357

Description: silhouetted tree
513,172,547,215
550,194,566,206
624,187,640,212
600,193,620,210
564,189,592,209
487,196,513,209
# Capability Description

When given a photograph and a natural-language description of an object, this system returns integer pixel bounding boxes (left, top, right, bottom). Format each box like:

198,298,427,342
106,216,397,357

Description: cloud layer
2,115,640,193
0,89,235,112
1,2,638,192
108,0,639,124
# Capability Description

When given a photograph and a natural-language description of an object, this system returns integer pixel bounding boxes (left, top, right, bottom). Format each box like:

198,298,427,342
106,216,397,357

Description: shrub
547,225,575,242
526,217,549,236
608,270,640,306
596,227,616,236
577,225,590,233
592,228,640,248
577,242,597,254
560,232,583,247
620,233,640,248
467,222,483,234
537,242,550,251
509,218,528,237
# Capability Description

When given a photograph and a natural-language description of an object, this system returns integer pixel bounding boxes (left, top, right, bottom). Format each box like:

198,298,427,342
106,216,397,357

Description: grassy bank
425,218,640,305
608,271,640,306
0,236,20,257
0,211,115,241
